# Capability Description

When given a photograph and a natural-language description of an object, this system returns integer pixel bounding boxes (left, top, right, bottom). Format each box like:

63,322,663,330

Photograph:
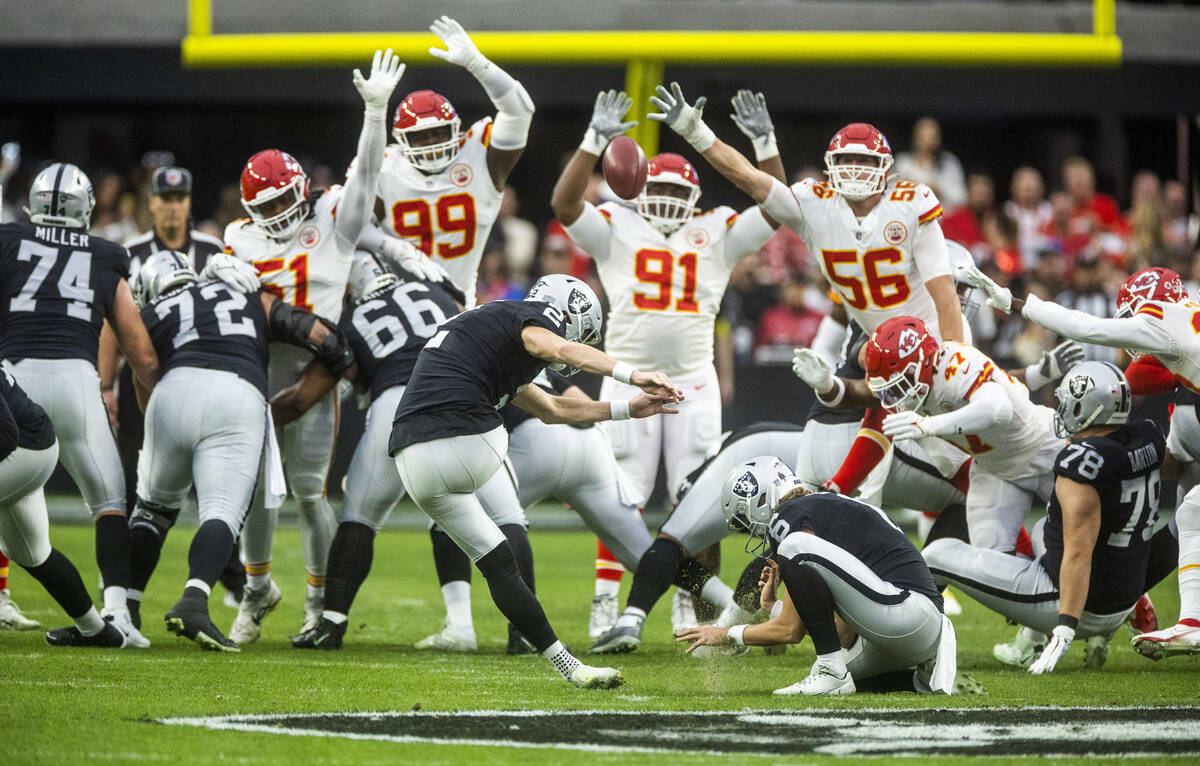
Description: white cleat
229,581,282,645
569,664,624,689
414,622,477,652
1085,634,1111,669
1132,621,1200,661
671,589,699,633
101,606,150,648
301,591,323,635
774,661,855,696
942,588,963,616
0,590,41,630
993,628,1045,669
588,594,619,641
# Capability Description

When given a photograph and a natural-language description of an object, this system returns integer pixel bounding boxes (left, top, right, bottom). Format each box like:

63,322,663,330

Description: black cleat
165,597,239,652
291,617,347,650
589,623,642,654
45,622,127,648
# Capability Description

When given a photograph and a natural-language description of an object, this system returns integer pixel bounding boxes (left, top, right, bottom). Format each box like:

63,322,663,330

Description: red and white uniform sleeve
334,105,388,251
562,201,613,263
760,177,806,232
723,205,776,267
1023,293,1176,358
911,214,952,282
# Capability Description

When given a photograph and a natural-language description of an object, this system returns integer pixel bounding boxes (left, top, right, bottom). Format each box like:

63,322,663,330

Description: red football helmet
1116,267,1186,318
240,149,310,240
392,90,462,172
864,316,939,412
823,123,894,201
637,153,701,234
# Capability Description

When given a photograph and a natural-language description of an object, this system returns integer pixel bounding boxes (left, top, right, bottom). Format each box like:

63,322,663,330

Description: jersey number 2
391,194,476,259
633,249,699,312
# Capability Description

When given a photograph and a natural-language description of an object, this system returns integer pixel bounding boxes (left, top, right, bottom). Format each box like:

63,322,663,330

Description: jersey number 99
391,194,476,260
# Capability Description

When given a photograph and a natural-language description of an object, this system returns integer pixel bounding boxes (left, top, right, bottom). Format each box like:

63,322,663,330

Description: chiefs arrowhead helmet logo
897,327,924,358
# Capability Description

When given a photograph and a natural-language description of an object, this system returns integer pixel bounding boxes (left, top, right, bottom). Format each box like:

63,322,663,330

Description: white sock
322,610,348,625
246,570,271,591
715,602,755,628
442,581,473,629
699,577,735,611
126,588,144,604
185,579,211,596
594,578,620,598
102,585,127,612
816,650,847,676
307,583,325,602
76,607,105,636
1175,487,1200,621
542,640,582,679
615,607,645,629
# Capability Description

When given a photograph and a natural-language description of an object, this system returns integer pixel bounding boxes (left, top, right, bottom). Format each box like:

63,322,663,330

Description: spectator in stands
1053,249,1118,364
1127,199,1171,269
1062,156,1125,237
1039,190,1091,259
0,142,19,222
1163,180,1198,253
752,271,824,364
197,182,244,239
940,172,996,254
89,170,137,243
1126,169,1162,220
893,117,966,208
498,186,538,285
475,232,525,304
1004,166,1053,262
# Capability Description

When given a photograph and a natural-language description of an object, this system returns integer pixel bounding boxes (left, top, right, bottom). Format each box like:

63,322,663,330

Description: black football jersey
141,280,270,395
341,278,460,403
675,421,805,502
0,368,55,452
1042,419,1165,614
500,369,586,433
807,320,867,425
0,222,131,366
768,491,944,609
390,300,567,454
125,228,225,278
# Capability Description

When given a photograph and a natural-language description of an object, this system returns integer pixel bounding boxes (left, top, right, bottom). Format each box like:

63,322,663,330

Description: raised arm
428,16,533,189
108,280,159,410
335,49,406,251
551,89,637,226
730,89,786,184
791,348,876,409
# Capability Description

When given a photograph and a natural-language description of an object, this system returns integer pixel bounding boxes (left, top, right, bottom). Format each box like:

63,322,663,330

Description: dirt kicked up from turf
160,706,1200,758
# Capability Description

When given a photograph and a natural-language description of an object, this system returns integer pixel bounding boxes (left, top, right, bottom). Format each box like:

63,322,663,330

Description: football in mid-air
602,136,648,200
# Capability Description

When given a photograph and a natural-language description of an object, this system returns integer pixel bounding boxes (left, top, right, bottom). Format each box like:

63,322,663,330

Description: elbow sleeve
489,82,535,151
268,302,355,376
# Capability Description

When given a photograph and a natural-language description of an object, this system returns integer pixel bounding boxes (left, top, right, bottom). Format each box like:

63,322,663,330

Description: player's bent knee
130,498,180,540
966,520,1012,552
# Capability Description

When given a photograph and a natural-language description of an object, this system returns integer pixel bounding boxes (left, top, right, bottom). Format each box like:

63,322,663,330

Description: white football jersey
1130,299,1200,391
376,118,502,307
922,341,1064,481
770,177,950,338
570,202,773,376
224,188,353,391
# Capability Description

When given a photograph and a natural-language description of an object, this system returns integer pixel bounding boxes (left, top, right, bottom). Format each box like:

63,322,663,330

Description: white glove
730,90,778,161
580,90,638,156
201,253,261,294
792,348,835,395
353,48,405,117
648,82,715,152
379,236,451,285
428,16,488,75
1026,340,1086,389
956,263,1012,314
1028,624,1075,675
882,411,931,441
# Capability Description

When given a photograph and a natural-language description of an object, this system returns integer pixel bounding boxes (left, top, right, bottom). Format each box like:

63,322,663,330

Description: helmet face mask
25,162,95,229
241,150,310,241
525,274,604,375
1053,360,1131,437
868,362,931,412
393,91,461,173
864,317,938,413
824,123,894,202
133,250,197,308
637,154,700,234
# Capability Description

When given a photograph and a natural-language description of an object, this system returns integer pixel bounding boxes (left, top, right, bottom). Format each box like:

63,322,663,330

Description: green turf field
3,522,1199,764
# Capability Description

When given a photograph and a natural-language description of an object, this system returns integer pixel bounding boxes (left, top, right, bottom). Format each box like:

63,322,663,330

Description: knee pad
1176,487,1200,533
129,498,179,540
966,519,1012,552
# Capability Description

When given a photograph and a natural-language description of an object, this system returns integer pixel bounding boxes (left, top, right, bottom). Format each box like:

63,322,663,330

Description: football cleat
229,581,282,645
45,622,127,648
774,662,855,696
102,606,150,648
507,625,536,655
569,664,624,690
414,622,477,652
301,591,323,635
165,597,239,652
589,623,642,654
1085,634,1111,669
0,590,41,630
952,673,988,695
1132,620,1200,661
1130,593,1158,635
588,594,619,641
670,589,699,633
291,617,347,650
942,589,963,616
992,629,1045,668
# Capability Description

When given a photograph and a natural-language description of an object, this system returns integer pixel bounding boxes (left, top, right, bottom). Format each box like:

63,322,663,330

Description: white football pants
0,442,58,567
966,436,1060,551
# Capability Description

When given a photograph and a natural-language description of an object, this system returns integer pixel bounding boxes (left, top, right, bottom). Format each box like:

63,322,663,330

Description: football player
0,162,160,646
678,457,957,696
363,16,534,305
962,264,1200,658
388,274,681,688
924,362,1170,672
223,49,405,640
551,88,778,633
129,251,352,650
274,251,531,652
0,368,127,647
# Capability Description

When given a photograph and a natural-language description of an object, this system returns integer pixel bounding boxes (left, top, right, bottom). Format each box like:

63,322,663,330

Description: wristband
612,362,636,385
579,128,609,157
816,376,846,407
1024,361,1050,391
1057,613,1079,630
727,624,747,646
609,399,631,421
752,132,779,162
